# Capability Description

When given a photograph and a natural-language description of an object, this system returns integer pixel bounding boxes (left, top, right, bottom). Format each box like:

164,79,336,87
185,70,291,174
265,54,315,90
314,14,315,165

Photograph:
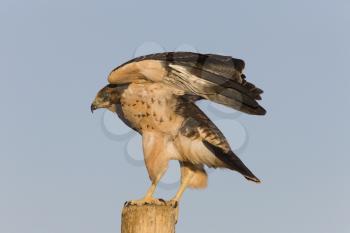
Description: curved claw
168,199,179,208
125,198,168,206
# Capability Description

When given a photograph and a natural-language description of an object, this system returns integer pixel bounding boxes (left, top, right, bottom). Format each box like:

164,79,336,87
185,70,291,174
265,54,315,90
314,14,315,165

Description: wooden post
121,202,178,233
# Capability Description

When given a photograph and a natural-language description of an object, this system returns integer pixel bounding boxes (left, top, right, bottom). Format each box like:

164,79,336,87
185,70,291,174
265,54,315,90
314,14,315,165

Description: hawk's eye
102,93,109,99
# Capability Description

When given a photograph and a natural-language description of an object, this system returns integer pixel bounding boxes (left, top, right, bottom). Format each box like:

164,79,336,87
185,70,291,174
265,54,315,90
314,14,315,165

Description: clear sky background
1,1,349,233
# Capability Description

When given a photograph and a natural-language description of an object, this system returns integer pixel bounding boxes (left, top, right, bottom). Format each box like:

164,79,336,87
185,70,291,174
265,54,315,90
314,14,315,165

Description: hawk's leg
125,131,171,206
170,162,207,204
126,174,166,206
172,171,194,203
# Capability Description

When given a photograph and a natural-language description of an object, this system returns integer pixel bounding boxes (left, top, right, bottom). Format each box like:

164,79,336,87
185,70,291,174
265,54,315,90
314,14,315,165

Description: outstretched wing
108,52,266,115
176,99,261,183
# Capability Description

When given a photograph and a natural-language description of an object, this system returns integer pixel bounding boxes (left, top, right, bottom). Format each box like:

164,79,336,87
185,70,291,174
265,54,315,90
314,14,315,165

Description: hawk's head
91,84,124,113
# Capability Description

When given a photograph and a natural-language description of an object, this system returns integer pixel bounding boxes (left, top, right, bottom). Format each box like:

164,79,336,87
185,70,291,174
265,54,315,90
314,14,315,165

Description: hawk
91,52,265,205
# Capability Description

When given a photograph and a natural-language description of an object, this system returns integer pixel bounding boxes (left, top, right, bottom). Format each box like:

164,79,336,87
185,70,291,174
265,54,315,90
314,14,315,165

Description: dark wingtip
233,58,245,72
244,106,266,116
256,106,267,115
245,176,261,183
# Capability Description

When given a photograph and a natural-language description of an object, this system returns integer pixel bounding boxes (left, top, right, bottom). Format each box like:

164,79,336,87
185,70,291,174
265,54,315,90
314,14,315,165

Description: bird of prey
91,52,265,205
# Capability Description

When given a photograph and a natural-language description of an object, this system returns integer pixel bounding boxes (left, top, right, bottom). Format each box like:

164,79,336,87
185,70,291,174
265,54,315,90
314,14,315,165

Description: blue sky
1,1,349,233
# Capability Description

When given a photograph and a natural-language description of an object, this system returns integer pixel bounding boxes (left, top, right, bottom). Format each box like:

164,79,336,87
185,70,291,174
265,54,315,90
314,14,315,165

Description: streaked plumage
91,52,265,205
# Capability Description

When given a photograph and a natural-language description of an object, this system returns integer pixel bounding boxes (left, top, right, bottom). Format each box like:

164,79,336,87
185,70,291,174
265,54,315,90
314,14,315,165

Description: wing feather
108,52,266,115
202,141,261,183
177,100,260,183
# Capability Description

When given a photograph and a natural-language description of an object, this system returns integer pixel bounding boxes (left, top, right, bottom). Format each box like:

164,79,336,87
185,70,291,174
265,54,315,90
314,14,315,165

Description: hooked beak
91,103,97,113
